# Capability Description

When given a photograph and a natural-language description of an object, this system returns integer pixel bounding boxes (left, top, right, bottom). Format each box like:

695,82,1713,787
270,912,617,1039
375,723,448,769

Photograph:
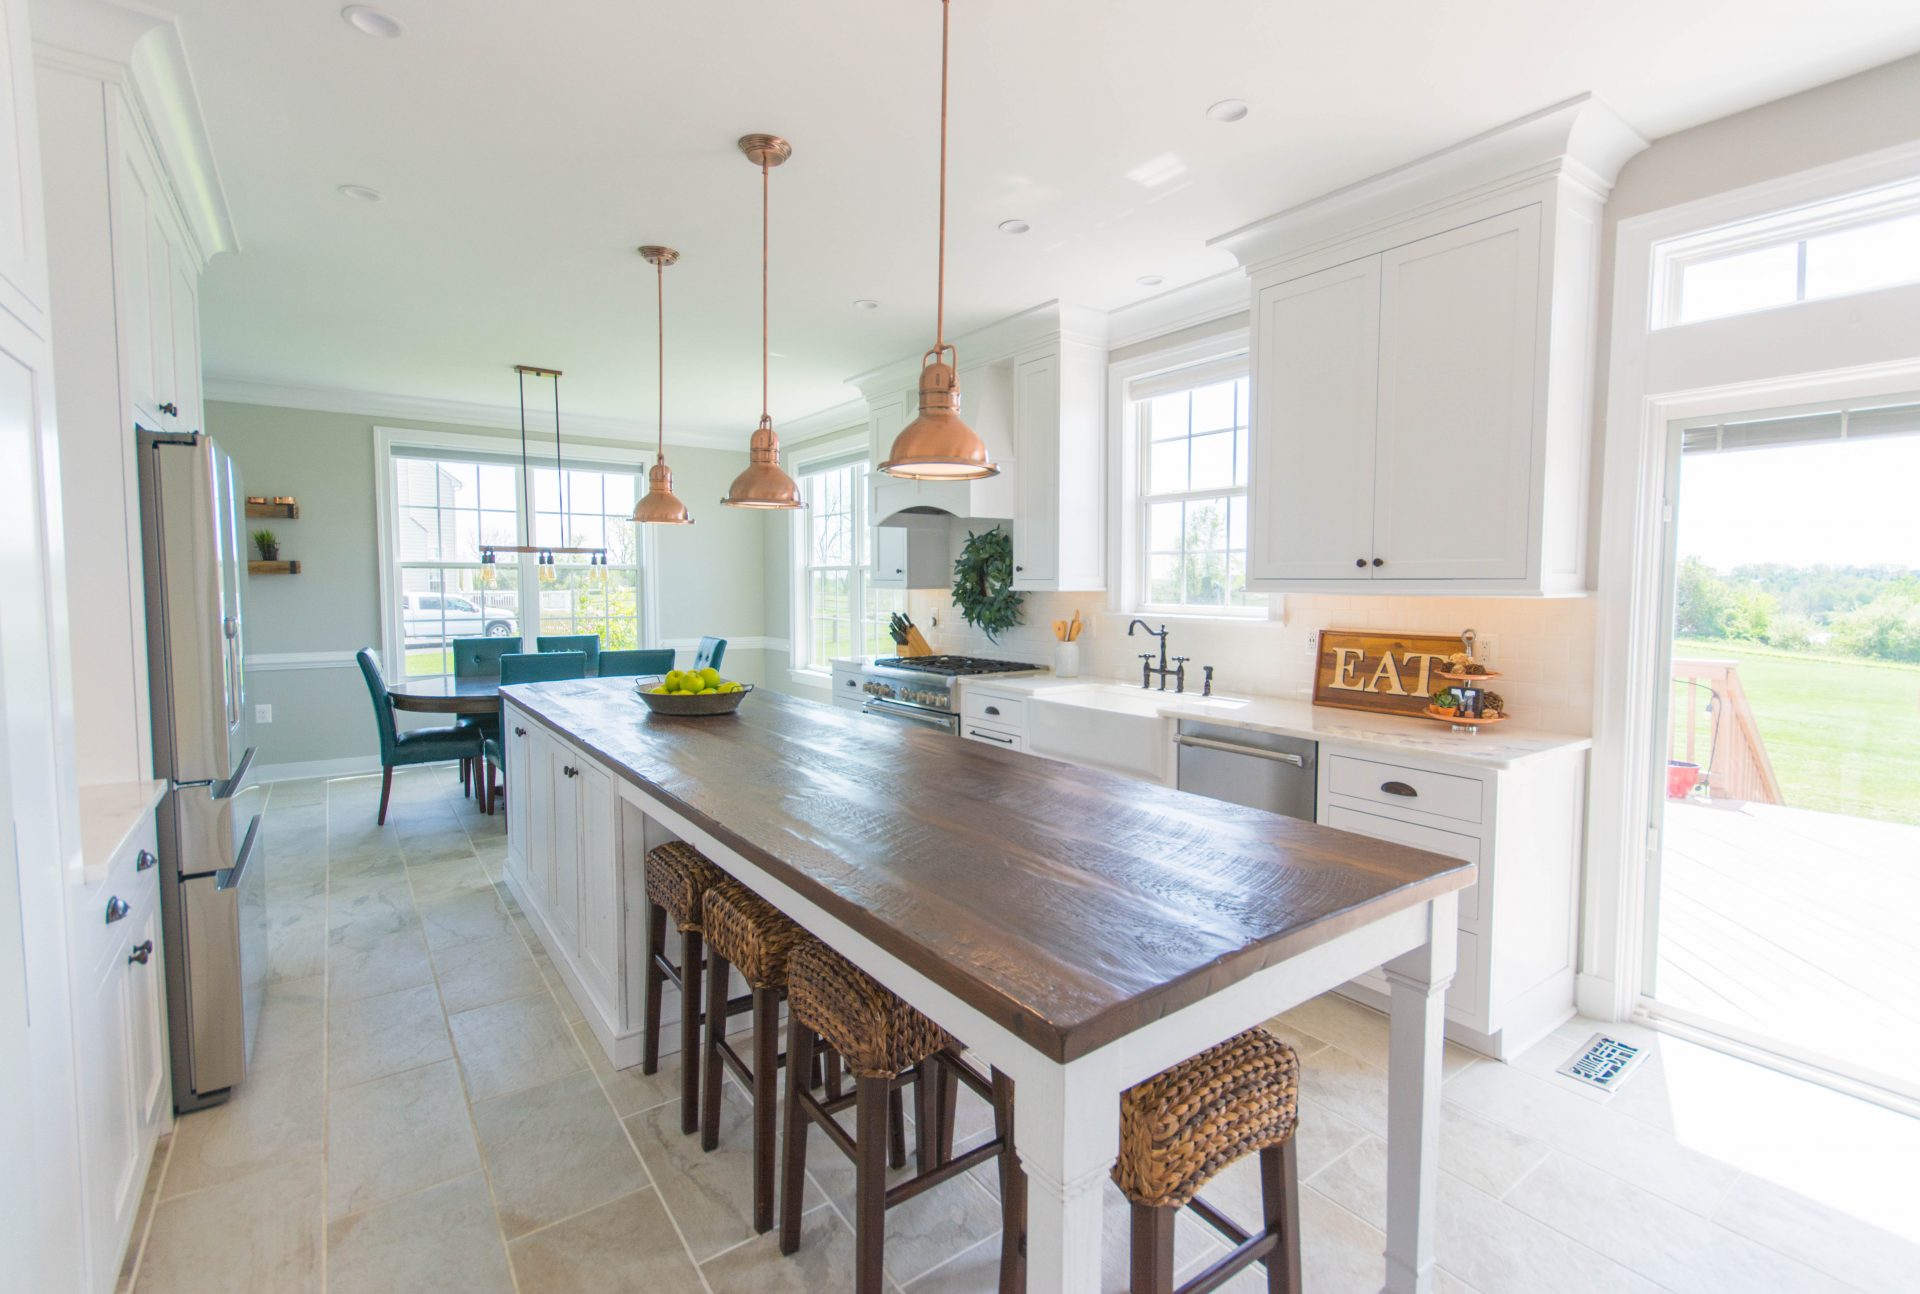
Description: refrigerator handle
223,615,241,730
215,814,262,892
171,746,255,800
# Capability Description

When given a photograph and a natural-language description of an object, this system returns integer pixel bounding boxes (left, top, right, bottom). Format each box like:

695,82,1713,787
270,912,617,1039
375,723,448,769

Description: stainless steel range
856,655,1045,733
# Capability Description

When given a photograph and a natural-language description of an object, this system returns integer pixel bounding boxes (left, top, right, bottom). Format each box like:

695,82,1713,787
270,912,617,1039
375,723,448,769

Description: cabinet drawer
962,690,1025,729
962,722,1025,753
831,668,865,710
1321,803,1480,925
1325,754,1482,825
80,819,160,979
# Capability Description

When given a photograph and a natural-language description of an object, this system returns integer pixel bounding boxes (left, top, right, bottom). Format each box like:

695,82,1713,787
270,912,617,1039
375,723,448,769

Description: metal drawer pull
136,849,157,872
105,896,131,924
969,729,1014,745
1172,734,1307,767
1381,781,1419,797
129,940,154,965
983,705,1000,716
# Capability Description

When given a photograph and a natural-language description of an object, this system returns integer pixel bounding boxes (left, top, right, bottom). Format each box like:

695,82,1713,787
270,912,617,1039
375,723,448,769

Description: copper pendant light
879,0,998,481
631,246,693,525
723,134,805,509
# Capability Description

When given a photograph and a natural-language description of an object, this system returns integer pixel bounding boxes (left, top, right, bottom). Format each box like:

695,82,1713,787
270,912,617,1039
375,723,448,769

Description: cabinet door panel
144,216,172,423
871,524,908,588
80,938,140,1287
504,712,532,889
1249,257,1380,582
1372,206,1540,580
575,761,618,1012
169,248,200,430
113,148,158,419
522,729,555,915
1012,352,1059,588
548,748,580,951
127,898,167,1136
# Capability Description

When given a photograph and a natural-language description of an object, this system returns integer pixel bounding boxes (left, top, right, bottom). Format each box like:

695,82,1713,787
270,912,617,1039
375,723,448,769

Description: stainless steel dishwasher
1173,720,1317,820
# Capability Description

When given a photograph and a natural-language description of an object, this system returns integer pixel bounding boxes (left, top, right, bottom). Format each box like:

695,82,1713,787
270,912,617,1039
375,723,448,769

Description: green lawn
1673,637,1920,825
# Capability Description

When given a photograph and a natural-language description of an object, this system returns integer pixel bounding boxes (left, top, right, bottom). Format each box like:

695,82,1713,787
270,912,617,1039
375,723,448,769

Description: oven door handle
861,698,955,731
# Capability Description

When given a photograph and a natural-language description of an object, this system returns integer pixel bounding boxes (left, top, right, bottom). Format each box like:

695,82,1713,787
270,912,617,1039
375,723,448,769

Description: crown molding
778,397,869,448
203,376,744,451
846,299,1113,398
1105,269,1250,350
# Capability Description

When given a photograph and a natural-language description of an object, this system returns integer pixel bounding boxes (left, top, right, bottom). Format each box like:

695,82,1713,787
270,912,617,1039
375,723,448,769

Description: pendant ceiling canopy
880,0,998,481
723,134,805,510
479,365,609,571
632,246,694,526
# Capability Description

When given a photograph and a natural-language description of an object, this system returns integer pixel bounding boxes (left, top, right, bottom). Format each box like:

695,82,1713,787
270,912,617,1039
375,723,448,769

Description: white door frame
1581,138,1920,1022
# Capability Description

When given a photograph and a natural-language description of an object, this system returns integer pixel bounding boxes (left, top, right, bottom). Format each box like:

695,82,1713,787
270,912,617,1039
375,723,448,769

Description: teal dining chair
537,633,601,672
357,649,484,825
693,636,727,673
452,636,518,677
598,648,676,677
482,650,588,814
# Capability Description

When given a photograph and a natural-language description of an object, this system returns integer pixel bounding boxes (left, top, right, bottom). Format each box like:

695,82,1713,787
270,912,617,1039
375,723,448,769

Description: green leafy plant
252,529,278,559
951,526,1023,642
1430,687,1459,711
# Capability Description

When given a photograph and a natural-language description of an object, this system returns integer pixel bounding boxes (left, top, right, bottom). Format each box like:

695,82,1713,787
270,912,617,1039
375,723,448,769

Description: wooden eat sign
1312,629,1467,719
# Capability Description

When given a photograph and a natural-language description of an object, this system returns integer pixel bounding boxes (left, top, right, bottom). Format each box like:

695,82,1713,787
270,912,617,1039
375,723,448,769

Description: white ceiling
172,0,1920,442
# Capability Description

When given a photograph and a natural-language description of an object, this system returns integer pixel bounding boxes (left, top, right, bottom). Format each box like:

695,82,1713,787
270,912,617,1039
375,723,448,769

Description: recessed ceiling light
853,299,880,311
341,6,405,38
997,219,1031,235
337,184,384,203
1205,99,1250,123
1136,275,1164,287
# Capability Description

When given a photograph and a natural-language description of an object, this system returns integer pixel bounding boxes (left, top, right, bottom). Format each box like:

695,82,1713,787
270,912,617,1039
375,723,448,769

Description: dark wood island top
504,679,1474,1062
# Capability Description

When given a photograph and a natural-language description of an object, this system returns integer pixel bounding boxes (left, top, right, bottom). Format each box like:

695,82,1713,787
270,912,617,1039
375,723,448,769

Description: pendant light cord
553,372,568,545
656,260,666,464
935,0,950,351
516,367,531,524
762,158,771,421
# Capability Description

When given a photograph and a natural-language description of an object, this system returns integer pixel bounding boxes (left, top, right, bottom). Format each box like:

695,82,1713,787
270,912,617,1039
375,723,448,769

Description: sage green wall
209,400,767,771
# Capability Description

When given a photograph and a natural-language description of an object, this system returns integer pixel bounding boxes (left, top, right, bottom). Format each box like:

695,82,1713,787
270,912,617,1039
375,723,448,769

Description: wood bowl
632,680,754,717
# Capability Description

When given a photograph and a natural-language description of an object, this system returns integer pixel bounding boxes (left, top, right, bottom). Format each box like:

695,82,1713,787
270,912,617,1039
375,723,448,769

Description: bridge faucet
1127,619,1182,691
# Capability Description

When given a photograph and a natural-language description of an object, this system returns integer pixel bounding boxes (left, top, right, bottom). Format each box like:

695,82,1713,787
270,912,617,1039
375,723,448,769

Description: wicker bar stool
1114,1028,1303,1294
640,840,751,1135
779,939,1022,1294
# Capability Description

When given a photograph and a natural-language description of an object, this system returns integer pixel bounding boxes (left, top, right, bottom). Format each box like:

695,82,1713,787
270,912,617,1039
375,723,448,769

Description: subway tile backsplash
905,590,1597,737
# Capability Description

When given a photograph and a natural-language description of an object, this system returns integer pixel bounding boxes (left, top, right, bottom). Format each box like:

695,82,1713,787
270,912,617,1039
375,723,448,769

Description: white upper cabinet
1218,96,1646,595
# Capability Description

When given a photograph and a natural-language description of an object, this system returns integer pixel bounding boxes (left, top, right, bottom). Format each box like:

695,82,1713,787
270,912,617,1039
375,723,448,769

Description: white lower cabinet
502,701,638,1061
958,683,1029,753
1317,744,1587,1059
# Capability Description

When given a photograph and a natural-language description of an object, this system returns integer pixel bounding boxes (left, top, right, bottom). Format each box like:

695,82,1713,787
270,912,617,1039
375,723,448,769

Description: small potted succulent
1429,687,1459,717
252,528,279,562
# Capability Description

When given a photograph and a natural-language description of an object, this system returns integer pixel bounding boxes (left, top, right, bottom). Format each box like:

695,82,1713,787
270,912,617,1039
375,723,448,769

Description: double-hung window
791,453,905,674
386,442,644,680
1133,360,1265,614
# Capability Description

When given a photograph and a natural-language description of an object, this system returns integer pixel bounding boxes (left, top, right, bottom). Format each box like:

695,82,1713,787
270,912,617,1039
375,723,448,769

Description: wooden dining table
385,674,515,716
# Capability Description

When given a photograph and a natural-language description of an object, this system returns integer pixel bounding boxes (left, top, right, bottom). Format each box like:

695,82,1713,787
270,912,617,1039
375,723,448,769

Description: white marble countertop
77,778,167,880
960,674,1590,770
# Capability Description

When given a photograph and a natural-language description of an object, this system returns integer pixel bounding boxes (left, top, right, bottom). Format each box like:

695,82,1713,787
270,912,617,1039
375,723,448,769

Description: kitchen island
500,677,1473,1294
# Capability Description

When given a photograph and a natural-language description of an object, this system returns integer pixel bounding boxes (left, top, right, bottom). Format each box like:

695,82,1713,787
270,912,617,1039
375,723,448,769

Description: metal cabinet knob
136,849,157,872
1014,565,1024,572
105,895,131,924
128,940,154,965
1381,781,1418,798
894,568,904,574
158,401,179,417
513,726,527,736
1372,557,1385,567
563,765,578,778
1355,558,1367,568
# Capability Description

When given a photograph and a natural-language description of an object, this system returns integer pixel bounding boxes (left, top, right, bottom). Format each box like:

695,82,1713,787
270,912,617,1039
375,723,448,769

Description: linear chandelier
479,364,609,575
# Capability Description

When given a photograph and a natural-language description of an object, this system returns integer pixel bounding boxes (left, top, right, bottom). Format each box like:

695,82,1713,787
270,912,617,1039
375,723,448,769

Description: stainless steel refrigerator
137,428,267,1113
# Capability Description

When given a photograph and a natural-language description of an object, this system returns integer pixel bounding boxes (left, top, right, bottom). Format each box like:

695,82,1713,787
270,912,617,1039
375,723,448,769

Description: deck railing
1670,658,1784,805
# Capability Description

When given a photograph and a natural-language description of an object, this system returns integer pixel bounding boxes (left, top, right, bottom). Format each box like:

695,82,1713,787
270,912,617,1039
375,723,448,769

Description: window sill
787,667,832,688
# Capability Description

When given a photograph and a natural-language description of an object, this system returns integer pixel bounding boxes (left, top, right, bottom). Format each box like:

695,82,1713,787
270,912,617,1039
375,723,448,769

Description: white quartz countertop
959,674,1590,770
78,778,166,880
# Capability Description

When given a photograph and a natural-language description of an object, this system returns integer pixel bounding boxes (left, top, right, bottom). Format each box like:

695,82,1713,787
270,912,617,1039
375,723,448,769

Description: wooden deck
1655,798,1920,1090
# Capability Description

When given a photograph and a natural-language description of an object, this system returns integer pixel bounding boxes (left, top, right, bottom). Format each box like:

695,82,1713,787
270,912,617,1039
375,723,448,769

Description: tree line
1674,559,1920,662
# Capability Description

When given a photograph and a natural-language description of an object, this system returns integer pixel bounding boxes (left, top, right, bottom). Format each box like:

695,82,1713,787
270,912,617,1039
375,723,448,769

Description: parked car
402,591,515,642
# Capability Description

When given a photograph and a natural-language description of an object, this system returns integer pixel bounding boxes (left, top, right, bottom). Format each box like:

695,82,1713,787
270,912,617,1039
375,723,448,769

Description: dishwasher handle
1173,733,1308,767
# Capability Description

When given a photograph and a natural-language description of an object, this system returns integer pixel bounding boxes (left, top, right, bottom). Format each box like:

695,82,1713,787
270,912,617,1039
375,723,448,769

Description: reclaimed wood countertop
503,679,1474,1062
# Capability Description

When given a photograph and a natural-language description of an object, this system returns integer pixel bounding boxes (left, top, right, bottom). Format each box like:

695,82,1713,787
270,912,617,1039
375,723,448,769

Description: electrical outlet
1476,635,1499,669
254,704,273,724
1302,629,1321,659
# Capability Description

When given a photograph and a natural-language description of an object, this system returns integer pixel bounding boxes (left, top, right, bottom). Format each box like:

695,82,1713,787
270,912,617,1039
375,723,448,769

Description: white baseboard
255,754,382,784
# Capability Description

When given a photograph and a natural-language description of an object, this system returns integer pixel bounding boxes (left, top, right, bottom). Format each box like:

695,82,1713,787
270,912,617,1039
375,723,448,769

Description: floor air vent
1556,1033,1648,1091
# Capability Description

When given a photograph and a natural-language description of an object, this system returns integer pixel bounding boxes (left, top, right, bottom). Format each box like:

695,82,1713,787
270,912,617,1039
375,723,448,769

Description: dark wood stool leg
914,1058,939,1176
887,1085,908,1169
1262,1138,1302,1294
938,1060,959,1165
1129,1202,1178,1294
677,926,704,1135
826,1049,843,1100
700,947,730,1152
992,1067,1024,1294
855,1075,891,1294
752,986,780,1233
640,901,667,1075
778,1010,813,1256
376,765,393,825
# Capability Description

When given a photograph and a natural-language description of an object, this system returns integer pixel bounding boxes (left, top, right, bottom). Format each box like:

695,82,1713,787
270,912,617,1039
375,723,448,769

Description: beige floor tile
136,1156,322,1294
432,932,546,1014
704,1205,878,1293
326,925,436,1005
403,833,484,868
1298,1043,1391,1137
326,1172,514,1294
115,1133,170,1294
406,853,493,904
574,1020,684,1116
508,1187,703,1293
418,888,516,949
448,991,585,1101
473,1069,649,1238
250,974,324,1075
268,778,329,807
161,1059,323,1198
327,1058,480,1219
325,873,415,941
1507,1152,1851,1294
1711,1170,1920,1293
1431,1174,1661,1294
626,1082,823,1262
327,983,451,1090
1306,1106,1550,1229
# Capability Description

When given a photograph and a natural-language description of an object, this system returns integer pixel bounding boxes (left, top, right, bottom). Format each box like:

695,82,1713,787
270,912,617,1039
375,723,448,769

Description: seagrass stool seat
779,938,1024,1294
1115,1028,1303,1294
640,840,751,1135
699,877,812,1233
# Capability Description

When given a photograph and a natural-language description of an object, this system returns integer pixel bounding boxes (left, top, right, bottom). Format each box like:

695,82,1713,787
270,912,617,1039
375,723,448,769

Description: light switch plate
255,704,273,724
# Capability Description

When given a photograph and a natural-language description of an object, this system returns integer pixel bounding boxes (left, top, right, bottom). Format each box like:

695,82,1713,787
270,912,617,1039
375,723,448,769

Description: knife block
900,626,934,657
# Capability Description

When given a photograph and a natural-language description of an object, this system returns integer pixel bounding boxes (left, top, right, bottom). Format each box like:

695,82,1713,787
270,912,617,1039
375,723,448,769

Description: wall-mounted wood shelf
248,560,301,575
245,498,300,519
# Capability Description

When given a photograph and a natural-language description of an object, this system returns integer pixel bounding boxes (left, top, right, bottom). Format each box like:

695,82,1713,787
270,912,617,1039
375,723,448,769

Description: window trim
787,432,869,682
373,425,658,680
